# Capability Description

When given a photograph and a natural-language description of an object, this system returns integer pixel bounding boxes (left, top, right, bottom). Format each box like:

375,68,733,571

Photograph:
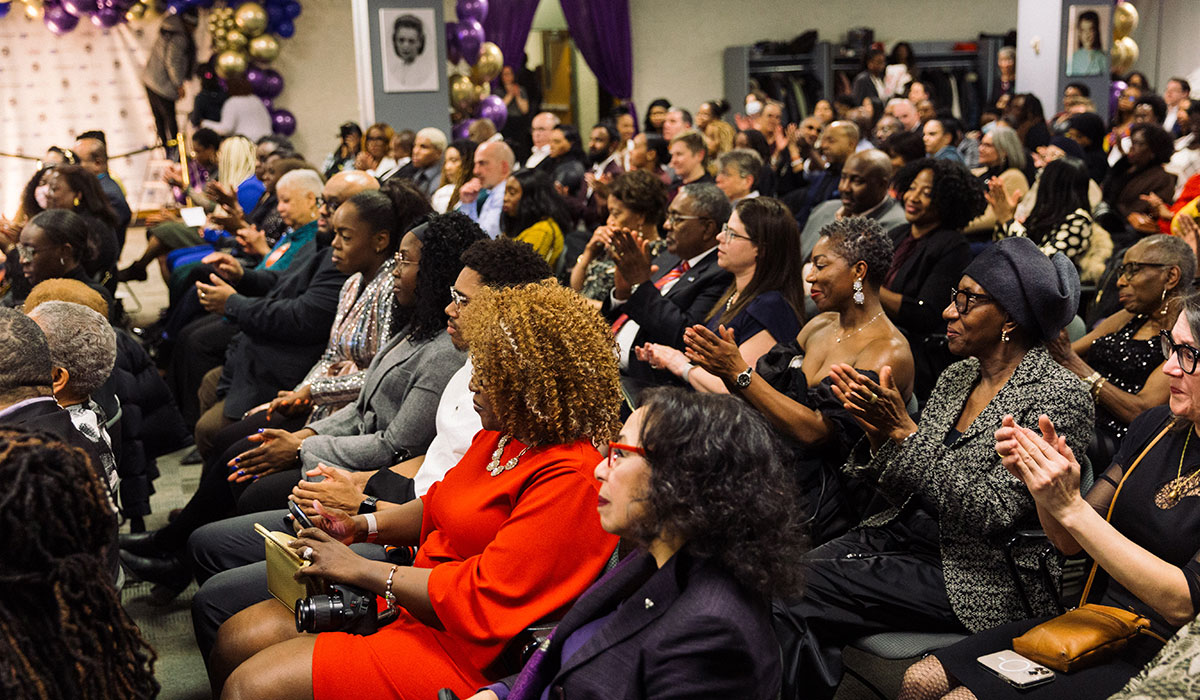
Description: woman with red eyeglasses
466,387,806,700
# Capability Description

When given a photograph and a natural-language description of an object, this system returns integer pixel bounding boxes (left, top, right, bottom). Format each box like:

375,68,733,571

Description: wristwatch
734,366,754,389
359,496,378,514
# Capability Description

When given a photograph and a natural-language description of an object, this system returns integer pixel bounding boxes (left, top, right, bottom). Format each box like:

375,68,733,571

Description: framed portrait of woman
1066,5,1109,77
379,7,438,92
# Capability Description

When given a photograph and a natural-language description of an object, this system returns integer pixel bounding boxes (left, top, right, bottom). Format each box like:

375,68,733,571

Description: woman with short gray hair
967,123,1029,234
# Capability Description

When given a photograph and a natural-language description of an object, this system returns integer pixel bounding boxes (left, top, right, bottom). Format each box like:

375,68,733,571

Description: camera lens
294,594,345,633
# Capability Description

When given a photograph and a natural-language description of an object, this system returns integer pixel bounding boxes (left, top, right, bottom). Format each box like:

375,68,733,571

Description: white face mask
745,100,763,117
34,184,50,209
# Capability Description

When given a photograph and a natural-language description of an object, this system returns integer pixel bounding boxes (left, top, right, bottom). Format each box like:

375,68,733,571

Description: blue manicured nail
234,456,240,462
238,470,245,476
252,475,259,481
257,428,264,433
229,465,237,471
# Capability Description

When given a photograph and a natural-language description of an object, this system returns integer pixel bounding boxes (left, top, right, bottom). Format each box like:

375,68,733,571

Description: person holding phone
900,292,1200,699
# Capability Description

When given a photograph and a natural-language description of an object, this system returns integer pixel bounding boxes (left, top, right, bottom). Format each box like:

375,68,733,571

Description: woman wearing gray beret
773,236,1095,700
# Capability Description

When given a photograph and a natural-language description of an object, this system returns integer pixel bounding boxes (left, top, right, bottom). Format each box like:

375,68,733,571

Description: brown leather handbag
1011,421,1172,673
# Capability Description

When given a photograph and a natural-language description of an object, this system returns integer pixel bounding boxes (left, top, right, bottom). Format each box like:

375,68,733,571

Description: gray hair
416,127,447,153
987,123,1027,171
999,46,1016,61
276,168,324,199
1141,234,1197,293
28,302,116,398
716,148,763,180
680,182,733,225
0,309,52,399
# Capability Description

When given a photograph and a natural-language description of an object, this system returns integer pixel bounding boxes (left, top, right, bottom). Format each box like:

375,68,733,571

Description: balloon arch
445,0,507,138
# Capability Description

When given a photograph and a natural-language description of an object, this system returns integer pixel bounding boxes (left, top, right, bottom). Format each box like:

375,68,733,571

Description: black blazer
499,549,781,700
602,248,731,388
886,224,970,336
217,240,348,418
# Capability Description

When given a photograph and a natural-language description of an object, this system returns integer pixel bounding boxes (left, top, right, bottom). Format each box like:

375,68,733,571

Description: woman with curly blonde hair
212,281,623,700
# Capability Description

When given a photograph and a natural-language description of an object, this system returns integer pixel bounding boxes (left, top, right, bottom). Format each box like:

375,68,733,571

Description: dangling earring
73,197,80,207
1161,288,1170,317
852,278,865,305
1001,327,1010,343
59,257,66,266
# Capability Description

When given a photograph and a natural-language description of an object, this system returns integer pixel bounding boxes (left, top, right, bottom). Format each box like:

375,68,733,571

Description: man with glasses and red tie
603,183,733,401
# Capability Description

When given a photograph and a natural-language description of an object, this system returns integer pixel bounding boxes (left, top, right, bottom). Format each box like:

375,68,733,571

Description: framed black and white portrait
379,7,438,92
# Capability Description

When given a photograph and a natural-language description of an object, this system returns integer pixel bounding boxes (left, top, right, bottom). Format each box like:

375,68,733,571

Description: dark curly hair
632,389,807,598
0,427,158,699
817,216,895,288
403,211,488,341
1130,122,1176,166
460,238,552,287
501,169,573,239
609,170,668,228
893,157,987,231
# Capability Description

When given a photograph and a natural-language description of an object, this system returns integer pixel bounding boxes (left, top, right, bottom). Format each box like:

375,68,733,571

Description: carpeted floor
112,227,918,700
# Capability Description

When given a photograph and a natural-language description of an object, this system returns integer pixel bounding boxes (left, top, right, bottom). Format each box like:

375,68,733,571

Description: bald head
474,141,515,189
890,99,920,131
319,170,380,233
73,137,107,176
818,120,860,165
531,112,560,148
840,148,894,214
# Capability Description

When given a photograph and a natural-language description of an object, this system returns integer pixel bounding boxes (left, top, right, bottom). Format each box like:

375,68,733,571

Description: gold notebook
255,523,324,612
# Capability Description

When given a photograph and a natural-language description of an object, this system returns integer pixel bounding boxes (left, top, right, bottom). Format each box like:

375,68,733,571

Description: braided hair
0,428,158,699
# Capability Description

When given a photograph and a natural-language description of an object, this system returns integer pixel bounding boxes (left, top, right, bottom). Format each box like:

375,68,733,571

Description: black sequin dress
1087,315,1162,463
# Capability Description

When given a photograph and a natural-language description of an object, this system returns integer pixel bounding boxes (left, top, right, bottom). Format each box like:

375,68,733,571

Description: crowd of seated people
14,39,1200,700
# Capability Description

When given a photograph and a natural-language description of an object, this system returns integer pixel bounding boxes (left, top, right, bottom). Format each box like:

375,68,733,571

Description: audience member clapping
966,123,1028,235
773,236,1093,700
991,156,1100,275
571,170,668,303
354,122,398,179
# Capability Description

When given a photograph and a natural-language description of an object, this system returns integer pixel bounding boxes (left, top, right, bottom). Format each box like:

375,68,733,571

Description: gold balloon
25,1,42,20
449,73,477,110
125,3,145,22
215,50,249,80
473,82,490,103
248,34,280,62
234,2,269,38
1113,2,1139,40
1110,36,1139,75
226,30,248,52
470,42,503,85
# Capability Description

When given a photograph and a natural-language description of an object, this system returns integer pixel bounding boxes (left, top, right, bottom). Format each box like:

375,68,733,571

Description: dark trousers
188,510,387,659
154,410,305,551
146,85,179,157
772,511,966,700
168,314,237,428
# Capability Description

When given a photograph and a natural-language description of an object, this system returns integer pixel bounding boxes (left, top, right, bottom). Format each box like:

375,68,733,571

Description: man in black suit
605,182,733,400
384,127,444,199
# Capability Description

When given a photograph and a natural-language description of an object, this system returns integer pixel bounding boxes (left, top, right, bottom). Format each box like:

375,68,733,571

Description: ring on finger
867,391,879,404
301,546,314,561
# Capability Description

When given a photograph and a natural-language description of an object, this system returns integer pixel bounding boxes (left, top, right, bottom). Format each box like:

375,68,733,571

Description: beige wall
631,0,1019,116
271,1,358,163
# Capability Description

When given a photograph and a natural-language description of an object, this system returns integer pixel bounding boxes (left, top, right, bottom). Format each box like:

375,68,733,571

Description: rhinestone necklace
487,435,535,477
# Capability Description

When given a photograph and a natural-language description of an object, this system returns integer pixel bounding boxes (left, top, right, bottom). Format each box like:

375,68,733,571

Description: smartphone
288,499,315,530
976,651,1055,689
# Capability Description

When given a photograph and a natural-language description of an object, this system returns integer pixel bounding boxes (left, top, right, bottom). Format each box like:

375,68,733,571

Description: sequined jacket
299,257,397,421
844,346,1095,632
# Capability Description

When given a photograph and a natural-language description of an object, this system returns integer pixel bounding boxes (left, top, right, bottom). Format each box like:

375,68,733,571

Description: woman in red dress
211,281,623,699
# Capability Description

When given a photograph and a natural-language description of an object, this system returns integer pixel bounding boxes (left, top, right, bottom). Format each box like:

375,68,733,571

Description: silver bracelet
383,564,398,611
682,363,695,382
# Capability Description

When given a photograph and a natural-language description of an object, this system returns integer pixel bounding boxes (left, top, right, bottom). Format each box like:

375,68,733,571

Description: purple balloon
62,0,97,16
283,0,300,19
271,109,296,136
456,0,487,23
44,6,80,33
0,3,11,19
476,94,507,130
456,18,484,65
246,67,267,94
260,97,274,111
91,6,122,26
444,22,461,64
1110,80,1128,119
275,19,294,38
260,69,284,98
452,119,476,141
266,4,284,24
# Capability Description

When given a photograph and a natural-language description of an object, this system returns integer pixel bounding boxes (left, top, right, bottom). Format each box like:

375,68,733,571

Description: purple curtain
559,0,633,99
483,0,543,68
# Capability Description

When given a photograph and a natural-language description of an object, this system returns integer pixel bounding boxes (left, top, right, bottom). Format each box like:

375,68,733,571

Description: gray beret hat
962,236,1080,341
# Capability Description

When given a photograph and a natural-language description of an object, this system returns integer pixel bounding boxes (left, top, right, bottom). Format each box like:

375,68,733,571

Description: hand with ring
289,527,371,584
829,363,915,451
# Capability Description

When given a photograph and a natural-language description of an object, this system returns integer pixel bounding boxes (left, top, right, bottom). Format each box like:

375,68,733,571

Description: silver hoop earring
852,278,865,305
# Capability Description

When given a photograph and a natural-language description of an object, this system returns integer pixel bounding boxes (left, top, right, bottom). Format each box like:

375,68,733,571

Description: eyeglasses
718,224,753,243
449,286,469,310
950,287,995,315
1118,261,1169,279
1160,329,1200,374
665,212,708,226
394,252,418,267
316,196,342,212
607,441,645,469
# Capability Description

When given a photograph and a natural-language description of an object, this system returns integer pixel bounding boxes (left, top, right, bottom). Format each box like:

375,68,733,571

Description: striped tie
611,260,690,334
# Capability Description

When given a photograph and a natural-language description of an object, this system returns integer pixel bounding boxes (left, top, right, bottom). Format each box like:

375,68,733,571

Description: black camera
294,584,396,636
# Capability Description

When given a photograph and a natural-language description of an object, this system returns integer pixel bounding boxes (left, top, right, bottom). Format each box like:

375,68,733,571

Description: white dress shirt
412,359,482,497
610,247,718,369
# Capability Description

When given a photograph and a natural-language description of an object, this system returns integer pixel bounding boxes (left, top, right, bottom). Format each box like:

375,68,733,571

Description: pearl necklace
835,310,885,343
487,435,535,477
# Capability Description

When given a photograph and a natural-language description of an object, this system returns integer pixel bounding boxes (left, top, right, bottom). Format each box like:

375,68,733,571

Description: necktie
476,187,490,214
611,261,690,334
